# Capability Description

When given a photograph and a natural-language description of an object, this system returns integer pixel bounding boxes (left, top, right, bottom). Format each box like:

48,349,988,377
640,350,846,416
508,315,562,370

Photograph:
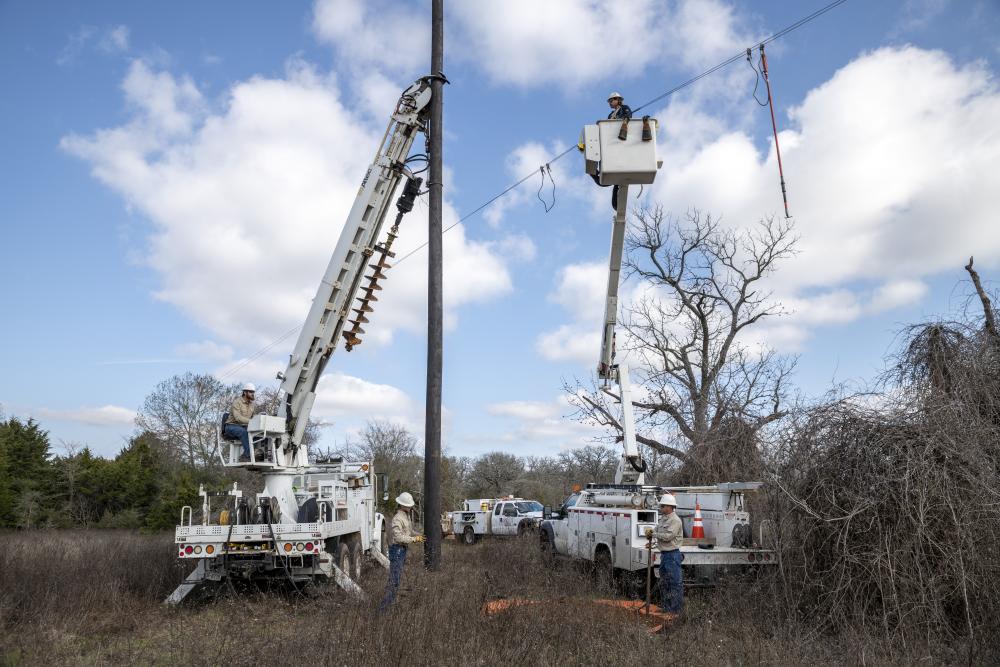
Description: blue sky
2,0,999,458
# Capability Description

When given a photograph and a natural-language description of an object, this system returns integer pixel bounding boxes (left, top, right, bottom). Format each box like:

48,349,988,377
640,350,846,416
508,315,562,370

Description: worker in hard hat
607,92,632,120
379,491,424,611
224,383,256,462
597,93,633,211
655,493,684,615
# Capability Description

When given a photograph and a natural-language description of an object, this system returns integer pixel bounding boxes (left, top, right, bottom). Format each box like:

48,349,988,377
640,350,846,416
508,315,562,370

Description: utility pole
423,0,444,569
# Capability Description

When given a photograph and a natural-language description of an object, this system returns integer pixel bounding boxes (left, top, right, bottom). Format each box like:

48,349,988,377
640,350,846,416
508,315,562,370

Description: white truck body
168,461,389,603
540,483,775,585
450,497,544,545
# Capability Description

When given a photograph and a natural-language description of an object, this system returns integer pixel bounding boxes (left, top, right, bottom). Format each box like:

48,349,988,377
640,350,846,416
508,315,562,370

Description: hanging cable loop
747,48,770,107
536,163,556,213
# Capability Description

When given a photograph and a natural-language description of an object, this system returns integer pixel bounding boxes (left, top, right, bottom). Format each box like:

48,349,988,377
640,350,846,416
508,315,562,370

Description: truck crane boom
275,77,432,455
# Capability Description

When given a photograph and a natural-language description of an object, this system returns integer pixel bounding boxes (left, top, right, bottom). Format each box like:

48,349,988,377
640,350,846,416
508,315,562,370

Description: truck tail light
206,545,215,555
194,546,202,555
184,546,193,555
283,543,293,553
304,542,314,552
295,542,305,552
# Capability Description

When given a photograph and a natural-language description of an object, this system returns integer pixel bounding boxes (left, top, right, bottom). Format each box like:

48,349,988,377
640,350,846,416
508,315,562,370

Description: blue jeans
224,423,250,457
379,544,407,611
658,549,684,614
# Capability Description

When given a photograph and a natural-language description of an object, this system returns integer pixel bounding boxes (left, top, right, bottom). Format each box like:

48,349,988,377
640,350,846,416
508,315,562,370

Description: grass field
0,530,969,665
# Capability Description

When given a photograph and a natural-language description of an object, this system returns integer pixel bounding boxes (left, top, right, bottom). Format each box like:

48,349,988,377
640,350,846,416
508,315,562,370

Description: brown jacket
228,396,255,425
655,511,683,551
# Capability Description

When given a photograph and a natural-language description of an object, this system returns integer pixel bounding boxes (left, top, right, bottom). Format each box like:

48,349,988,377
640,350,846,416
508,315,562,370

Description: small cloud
58,25,129,65
35,405,136,427
99,25,130,53
176,339,235,363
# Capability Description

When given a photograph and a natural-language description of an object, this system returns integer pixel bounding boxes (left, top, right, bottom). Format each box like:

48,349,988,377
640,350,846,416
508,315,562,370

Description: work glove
413,535,426,543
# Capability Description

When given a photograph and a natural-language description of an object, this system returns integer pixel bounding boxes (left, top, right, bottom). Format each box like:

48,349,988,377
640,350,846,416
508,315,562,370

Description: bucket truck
167,77,434,604
539,117,776,587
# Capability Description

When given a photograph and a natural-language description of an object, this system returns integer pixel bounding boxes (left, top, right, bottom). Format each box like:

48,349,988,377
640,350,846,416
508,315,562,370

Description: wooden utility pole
423,0,444,569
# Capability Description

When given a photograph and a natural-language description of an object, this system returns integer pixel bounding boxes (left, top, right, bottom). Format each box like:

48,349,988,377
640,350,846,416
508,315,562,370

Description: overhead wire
221,0,849,377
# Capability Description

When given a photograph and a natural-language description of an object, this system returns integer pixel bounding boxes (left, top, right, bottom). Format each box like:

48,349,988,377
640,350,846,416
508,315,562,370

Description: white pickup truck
450,497,544,545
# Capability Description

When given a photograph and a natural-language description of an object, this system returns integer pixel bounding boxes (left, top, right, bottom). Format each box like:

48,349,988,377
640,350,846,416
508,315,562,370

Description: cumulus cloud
312,371,416,423
62,58,513,353
35,405,137,427
541,46,1000,365
449,0,757,90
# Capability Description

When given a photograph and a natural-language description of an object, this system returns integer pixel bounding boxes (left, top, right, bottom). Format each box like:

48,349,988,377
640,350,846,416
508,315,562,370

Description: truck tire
337,542,351,576
461,526,478,546
593,547,616,593
349,540,363,580
539,529,556,567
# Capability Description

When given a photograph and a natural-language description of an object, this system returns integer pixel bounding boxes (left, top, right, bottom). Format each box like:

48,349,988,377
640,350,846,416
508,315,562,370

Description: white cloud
311,0,428,76
483,396,598,446
312,371,415,422
35,405,137,427
63,58,513,354
449,0,755,90
58,25,130,65
99,25,130,53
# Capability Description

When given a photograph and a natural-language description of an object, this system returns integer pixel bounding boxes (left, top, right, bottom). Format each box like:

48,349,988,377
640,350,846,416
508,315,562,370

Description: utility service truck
449,496,544,545
168,76,436,604
539,116,776,586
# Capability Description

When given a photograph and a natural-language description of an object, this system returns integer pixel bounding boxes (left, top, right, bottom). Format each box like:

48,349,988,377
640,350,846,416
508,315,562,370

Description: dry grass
0,530,971,666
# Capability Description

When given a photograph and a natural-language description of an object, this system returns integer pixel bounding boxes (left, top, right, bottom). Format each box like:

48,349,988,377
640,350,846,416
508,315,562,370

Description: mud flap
331,562,366,598
370,546,390,570
165,559,219,605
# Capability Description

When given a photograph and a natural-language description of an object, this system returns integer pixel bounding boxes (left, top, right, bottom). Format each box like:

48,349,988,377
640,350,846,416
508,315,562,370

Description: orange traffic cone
691,502,705,539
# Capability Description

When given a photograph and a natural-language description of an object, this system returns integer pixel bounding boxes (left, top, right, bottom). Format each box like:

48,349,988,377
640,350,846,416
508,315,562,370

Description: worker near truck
224,383,256,462
379,491,424,612
655,493,684,615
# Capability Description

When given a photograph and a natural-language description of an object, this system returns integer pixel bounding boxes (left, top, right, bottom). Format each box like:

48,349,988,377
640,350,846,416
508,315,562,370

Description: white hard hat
658,493,677,506
242,383,256,392
607,91,623,101
396,492,415,507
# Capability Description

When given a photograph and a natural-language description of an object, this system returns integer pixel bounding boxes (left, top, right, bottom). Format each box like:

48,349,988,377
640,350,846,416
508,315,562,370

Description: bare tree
467,452,524,497
337,421,422,498
136,373,236,467
571,209,796,477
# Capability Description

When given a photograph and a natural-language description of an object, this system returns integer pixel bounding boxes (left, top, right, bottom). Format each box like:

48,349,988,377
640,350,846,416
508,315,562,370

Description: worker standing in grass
224,383,256,462
655,493,684,615
379,491,424,612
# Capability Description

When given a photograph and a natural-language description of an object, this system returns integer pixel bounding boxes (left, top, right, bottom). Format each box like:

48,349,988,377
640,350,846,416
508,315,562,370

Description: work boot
238,454,250,463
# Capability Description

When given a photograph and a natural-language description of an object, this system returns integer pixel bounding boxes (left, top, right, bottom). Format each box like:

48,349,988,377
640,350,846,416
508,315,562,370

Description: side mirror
543,506,552,519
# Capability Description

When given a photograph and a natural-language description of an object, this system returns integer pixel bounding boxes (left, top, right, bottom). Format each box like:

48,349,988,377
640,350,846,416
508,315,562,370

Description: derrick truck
539,117,776,586
168,77,435,603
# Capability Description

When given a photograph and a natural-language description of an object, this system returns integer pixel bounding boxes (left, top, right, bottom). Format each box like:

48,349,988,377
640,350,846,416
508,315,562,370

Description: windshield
515,501,543,513
561,493,580,511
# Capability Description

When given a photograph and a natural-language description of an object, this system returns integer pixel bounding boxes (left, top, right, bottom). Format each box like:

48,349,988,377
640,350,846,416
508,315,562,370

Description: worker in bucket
606,92,632,120
598,93,632,210
379,491,424,611
655,493,684,615
224,383,256,462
